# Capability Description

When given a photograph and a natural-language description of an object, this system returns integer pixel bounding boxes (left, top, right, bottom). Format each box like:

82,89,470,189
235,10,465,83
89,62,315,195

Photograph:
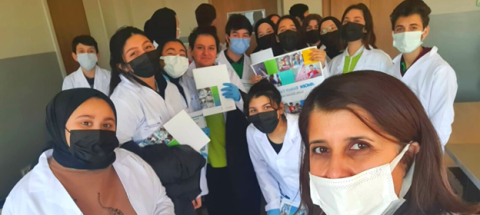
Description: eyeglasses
320,26,335,35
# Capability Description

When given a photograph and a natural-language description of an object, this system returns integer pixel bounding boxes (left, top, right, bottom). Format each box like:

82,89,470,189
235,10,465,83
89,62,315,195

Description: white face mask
161,55,189,78
77,53,98,70
309,144,413,215
393,31,424,54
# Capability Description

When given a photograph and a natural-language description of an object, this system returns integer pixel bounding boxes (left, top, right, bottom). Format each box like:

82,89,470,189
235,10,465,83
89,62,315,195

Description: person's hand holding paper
221,83,241,101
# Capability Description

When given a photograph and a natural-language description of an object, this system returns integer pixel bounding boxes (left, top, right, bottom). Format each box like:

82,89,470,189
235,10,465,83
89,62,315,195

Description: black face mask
305,30,321,45
257,33,277,50
341,22,365,42
128,50,161,78
67,130,119,169
278,30,299,52
249,110,280,134
320,30,343,59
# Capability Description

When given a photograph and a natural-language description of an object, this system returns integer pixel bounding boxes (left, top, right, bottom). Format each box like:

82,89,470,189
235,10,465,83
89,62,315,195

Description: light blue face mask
229,38,250,55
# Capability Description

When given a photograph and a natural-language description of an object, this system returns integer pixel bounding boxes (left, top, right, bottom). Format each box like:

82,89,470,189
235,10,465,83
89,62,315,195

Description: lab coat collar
337,45,371,72
73,66,108,88
253,114,300,155
393,46,439,81
27,149,82,211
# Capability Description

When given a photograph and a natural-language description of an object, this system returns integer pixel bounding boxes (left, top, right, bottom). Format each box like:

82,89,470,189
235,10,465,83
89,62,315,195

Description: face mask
230,38,250,55
128,50,161,78
161,55,189,78
248,110,279,134
77,53,97,70
67,129,119,169
305,30,321,45
393,31,424,54
257,34,277,50
177,27,181,39
309,144,413,215
341,22,365,42
278,30,299,52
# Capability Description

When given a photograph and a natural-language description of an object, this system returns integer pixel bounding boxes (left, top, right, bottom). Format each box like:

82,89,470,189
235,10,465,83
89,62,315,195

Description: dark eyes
311,142,371,155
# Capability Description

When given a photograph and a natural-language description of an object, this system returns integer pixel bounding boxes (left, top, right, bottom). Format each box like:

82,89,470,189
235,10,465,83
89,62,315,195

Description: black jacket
122,142,205,215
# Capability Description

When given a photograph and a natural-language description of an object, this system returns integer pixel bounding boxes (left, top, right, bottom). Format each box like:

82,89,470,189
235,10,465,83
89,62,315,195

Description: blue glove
267,209,280,215
201,127,210,137
221,83,241,102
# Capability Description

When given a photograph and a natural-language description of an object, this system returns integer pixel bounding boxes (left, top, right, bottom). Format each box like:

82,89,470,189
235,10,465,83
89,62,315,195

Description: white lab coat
110,75,187,144
246,114,302,211
216,51,255,91
2,148,174,215
388,46,457,147
110,74,209,196
324,45,393,78
62,66,111,95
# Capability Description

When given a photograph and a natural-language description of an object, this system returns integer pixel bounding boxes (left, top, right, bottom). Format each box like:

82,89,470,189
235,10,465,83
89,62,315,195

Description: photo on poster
267,73,282,87
140,127,179,147
198,86,221,109
252,63,268,76
277,55,293,72
284,100,304,114
291,52,304,68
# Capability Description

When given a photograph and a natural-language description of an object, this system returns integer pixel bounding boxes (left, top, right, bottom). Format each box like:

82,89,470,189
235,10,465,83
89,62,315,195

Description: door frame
40,0,68,78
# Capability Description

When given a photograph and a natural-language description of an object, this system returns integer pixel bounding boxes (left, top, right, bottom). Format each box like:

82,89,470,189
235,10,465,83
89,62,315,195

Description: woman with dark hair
253,18,282,55
325,4,392,76
144,7,180,49
267,14,280,25
302,14,324,49
318,16,344,60
297,71,480,215
107,27,206,215
2,88,174,214
245,80,304,215
275,15,326,68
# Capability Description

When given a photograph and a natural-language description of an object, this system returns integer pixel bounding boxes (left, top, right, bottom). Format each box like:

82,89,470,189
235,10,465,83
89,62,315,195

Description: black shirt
86,77,94,88
267,136,283,154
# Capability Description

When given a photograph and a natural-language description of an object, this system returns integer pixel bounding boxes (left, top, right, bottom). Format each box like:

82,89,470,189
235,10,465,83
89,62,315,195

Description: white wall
425,0,480,15
0,0,55,59
283,0,323,16
82,0,207,68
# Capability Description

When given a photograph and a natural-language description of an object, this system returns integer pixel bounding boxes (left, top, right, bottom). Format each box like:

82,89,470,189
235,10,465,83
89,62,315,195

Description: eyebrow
309,136,373,145
104,118,115,122
126,40,150,54
76,115,93,119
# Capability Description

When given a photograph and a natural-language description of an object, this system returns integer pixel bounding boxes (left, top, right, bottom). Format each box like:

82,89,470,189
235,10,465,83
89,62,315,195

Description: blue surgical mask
229,38,250,54
77,53,98,70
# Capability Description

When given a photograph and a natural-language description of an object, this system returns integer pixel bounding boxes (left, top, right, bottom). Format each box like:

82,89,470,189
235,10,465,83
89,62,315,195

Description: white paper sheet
250,48,274,65
163,110,210,152
193,64,236,116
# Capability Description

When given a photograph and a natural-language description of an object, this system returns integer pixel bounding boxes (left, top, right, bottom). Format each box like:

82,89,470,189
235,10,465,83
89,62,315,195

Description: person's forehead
195,35,216,45
395,14,424,26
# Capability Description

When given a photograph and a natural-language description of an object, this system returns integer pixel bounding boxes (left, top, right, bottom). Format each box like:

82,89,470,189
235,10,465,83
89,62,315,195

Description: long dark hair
108,27,147,95
297,71,480,215
341,3,376,49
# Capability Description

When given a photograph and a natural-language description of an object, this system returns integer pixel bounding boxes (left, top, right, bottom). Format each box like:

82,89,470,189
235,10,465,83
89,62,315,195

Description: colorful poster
251,47,325,111
193,64,236,116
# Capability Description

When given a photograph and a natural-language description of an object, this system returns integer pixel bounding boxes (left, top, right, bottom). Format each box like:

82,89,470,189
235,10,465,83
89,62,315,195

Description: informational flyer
250,47,325,114
193,64,236,116
140,110,210,152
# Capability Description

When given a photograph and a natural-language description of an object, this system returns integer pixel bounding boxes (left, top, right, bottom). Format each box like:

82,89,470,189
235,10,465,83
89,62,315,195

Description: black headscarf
47,88,117,169
144,8,177,45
